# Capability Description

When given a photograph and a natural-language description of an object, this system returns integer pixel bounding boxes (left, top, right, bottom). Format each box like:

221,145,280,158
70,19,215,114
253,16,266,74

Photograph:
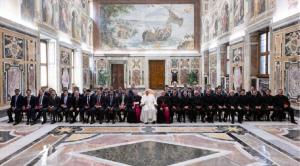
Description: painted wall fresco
28,64,36,95
170,57,201,86
94,58,108,87
4,35,24,60
42,0,57,27
100,4,195,50
60,47,72,89
21,0,35,23
230,42,244,90
59,0,69,34
233,0,244,27
209,52,217,88
232,47,243,63
83,55,90,88
232,66,243,89
127,58,145,87
250,44,258,76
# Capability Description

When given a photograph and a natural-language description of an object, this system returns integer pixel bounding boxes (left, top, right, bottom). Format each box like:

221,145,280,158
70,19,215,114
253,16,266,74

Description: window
225,44,230,77
258,30,270,77
40,40,48,87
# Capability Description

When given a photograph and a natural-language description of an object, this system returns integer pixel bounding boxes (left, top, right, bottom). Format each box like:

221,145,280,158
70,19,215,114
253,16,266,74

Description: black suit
34,95,49,123
226,95,243,123
128,95,142,123
80,95,94,123
157,96,170,124
116,94,130,122
203,95,216,122
70,96,83,122
22,95,36,122
91,94,106,123
48,96,61,122
246,91,254,96
274,95,296,123
257,90,266,97
7,95,23,122
214,94,228,122
165,92,172,97
180,96,190,122
249,95,262,120
262,95,274,120
104,95,117,122
58,96,72,122
169,94,181,123
191,95,205,122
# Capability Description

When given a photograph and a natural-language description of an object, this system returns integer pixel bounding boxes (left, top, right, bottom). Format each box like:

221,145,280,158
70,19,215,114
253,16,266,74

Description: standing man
7,89,23,125
140,89,158,124
246,86,255,96
49,90,61,124
275,89,297,124
258,85,266,97
23,89,36,125
234,87,241,97
128,84,135,96
177,87,182,99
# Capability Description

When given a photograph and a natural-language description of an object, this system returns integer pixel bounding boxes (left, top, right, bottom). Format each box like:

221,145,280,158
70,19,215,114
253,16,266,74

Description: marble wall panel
250,44,258,76
3,34,24,60
27,64,36,95
232,66,243,90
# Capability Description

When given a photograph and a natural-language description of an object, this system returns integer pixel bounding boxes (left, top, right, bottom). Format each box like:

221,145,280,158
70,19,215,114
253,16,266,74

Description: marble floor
0,116,299,166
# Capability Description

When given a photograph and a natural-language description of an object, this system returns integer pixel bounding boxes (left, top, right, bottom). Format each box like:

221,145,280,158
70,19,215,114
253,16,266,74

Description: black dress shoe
99,121,102,124
145,122,148,124
31,121,35,125
7,120,14,123
152,121,156,124
238,121,242,124
13,122,19,126
223,118,227,122
231,121,234,124
65,120,69,123
90,121,95,124
26,121,29,125
112,120,115,124
106,120,110,123
291,121,298,124
42,121,46,125
51,121,56,124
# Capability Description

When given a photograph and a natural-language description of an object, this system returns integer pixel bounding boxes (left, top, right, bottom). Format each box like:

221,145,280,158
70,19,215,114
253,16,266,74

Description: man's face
15,90,20,95
253,91,257,95
230,91,235,96
75,91,79,97
110,86,113,90
83,88,86,93
241,91,245,95
51,91,56,96
172,90,177,96
259,86,263,91
131,84,135,89
225,88,229,93
39,90,43,96
109,91,114,96
134,91,138,96
237,87,241,92
178,88,181,92
97,90,101,95
250,87,254,91
64,91,68,96
26,91,31,96
278,90,283,95
266,90,271,95
161,91,165,97
206,90,211,95
183,92,187,97
217,89,221,94
145,91,149,95
87,92,91,96
194,92,199,96
122,90,126,94
167,88,171,92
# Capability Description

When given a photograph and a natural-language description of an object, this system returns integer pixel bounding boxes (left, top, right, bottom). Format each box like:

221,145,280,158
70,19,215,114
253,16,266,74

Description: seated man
191,91,204,123
157,91,170,124
180,91,190,123
58,89,72,123
104,90,117,124
262,89,274,121
116,89,130,122
237,89,249,123
249,90,262,121
91,89,105,124
169,90,182,123
128,90,142,123
49,90,61,124
214,88,227,122
22,89,36,125
34,90,49,125
7,89,23,126
203,89,216,123
140,89,158,124
275,89,297,124
80,89,94,124
60,87,71,98
70,90,83,123
226,90,238,124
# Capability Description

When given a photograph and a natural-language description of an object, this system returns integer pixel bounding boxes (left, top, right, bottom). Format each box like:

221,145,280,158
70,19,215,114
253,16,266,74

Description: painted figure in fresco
212,12,218,38
205,20,209,42
62,68,70,89
89,24,93,46
59,1,68,33
81,18,87,43
72,11,80,40
42,0,55,26
234,0,244,26
222,3,229,33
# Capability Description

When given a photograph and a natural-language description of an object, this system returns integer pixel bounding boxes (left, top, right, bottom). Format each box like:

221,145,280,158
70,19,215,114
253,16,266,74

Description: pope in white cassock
140,89,158,124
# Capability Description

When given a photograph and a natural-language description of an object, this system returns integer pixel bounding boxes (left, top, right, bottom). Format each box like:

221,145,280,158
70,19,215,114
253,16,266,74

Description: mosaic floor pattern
0,123,298,166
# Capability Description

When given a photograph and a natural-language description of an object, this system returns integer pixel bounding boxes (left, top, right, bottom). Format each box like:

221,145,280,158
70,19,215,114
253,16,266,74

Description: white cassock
140,94,157,123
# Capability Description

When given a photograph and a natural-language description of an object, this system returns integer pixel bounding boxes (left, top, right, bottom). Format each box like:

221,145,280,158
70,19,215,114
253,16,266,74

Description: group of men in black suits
6,84,297,125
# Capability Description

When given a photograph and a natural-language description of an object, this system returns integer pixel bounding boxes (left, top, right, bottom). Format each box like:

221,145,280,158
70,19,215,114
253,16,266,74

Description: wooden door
111,64,124,89
149,60,165,89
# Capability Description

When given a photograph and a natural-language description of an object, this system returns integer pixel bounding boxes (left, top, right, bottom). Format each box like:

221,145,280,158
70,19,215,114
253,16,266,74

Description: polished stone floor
0,116,299,166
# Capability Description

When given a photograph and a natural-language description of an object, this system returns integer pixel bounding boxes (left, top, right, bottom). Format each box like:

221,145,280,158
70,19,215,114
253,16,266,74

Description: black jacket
275,95,290,108
36,95,49,108
238,95,249,107
226,95,237,108
203,95,215,108
48,96,61,107
249,95,262,108
180,96,191,109
214,94,226,107
191,95,203,107
93,94,106,107
72,96,83,108
82,95,95,108
157,96,170,110
262,95,275,108
105,95,117,108
60,96,72,108
10,95,23,108
169,95,181,108
23,95,36,108
117,94,130,107
131,95,142,108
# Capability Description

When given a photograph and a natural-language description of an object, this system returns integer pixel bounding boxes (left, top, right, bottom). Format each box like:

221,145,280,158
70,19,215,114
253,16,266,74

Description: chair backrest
142,89,156,98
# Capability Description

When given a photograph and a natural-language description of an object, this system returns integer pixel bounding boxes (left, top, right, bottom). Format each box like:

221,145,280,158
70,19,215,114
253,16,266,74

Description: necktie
87,96,90,104
110,97,113,105
40,96,43,105
122,95,125,104
15,95,18,107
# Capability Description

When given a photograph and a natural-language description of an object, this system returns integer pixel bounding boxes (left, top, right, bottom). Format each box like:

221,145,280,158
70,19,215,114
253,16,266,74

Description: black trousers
216,106,228,120
171,107,182,122
80,107,92,122
35,107,49,122
249,107,262,120
115,107,128,121
7,107,23,122
104,107,117,121
205,106,216,121
58,107,70,121
181,108,189,121
50,107,59,122
192,107,205,122
236,107,247,122
276,107,295,122
90,107,105,122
